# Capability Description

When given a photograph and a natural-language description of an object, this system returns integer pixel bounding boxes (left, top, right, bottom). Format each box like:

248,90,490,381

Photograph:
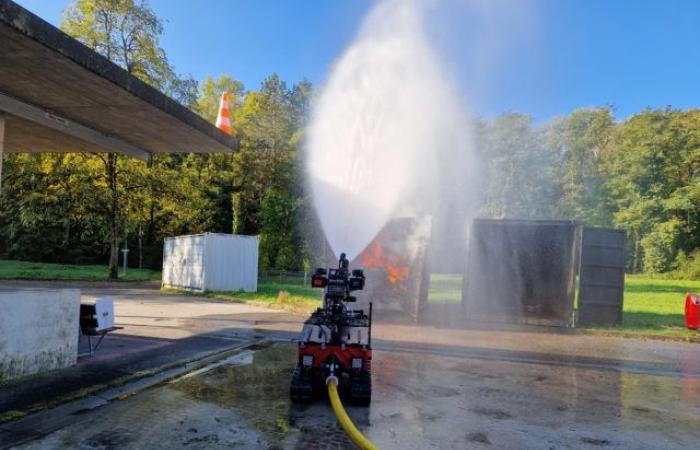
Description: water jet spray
306,0,473,261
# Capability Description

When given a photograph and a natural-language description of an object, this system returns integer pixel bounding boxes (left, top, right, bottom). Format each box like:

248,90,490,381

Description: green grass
584,275,700,342
202,275,323,313
0,259,161,282
427,273,463,303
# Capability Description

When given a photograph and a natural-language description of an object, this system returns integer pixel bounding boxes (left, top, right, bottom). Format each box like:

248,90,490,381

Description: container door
578,227,626,326
462,219,578,327
164,235,204,290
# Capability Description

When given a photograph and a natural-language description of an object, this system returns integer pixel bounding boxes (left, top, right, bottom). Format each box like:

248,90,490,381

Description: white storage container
162,233,258,292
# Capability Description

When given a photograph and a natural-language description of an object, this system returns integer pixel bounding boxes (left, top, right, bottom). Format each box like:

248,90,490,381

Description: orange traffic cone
215,92,232,135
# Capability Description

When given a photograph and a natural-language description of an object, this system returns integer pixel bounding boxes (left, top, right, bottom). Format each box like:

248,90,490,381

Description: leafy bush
258,189,303,271
641,219,681,273
672,250,700,280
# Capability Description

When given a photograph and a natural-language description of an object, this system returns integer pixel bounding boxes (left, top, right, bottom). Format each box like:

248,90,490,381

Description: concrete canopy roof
0,1,237,160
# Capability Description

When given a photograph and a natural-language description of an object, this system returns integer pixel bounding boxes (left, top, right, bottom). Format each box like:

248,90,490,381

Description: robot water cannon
291,253,373,406
312,253,365,307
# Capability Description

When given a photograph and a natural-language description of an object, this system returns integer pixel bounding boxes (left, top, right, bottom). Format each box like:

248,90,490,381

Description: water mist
306,0,475,261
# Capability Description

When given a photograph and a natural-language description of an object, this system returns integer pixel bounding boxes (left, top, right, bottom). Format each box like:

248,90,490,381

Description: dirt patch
630,406,652,414
470,407,512,420
467,432,491,445
183,433,220,446
81,428,135,449
424,385,459,398
580,436,612,446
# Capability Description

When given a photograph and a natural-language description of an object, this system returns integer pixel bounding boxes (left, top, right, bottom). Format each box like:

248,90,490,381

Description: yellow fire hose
326,376,380,450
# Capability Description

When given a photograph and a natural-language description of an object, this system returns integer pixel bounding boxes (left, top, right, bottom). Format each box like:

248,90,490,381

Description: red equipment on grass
290,253,372,406
685,294,700,330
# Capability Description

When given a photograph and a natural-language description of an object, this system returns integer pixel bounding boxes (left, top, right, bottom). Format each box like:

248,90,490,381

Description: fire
360,240,410,285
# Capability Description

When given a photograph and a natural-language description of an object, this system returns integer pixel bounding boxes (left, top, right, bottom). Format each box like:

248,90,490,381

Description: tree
476,113,563,219
0,153,129,265
195,75,245,123
235,73,295,151
228,75,313,269
558,108,615,226
602,108,700,272
61,0,194,102
259,188,303,270
61,0,194,278
289,78,314,130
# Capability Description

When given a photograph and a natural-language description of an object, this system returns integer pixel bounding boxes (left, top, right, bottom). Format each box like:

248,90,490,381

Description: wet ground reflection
16,341,700,449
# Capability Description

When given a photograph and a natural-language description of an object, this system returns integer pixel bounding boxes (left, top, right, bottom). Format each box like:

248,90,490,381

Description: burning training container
162,233,258,292
351,216,431,320
463,219,578,327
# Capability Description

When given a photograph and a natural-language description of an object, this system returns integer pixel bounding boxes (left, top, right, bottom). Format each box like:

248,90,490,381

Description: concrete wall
0,288,80,380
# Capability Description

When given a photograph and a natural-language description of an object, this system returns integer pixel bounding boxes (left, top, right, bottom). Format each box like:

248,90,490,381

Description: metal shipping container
463,219,578,327
162,233,258,292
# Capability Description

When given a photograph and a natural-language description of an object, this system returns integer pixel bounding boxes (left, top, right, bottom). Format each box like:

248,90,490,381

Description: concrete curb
576,328,700,344
0,339,272,449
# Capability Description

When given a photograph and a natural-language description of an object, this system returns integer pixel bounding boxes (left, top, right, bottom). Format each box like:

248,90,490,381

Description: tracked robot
290,253,372,406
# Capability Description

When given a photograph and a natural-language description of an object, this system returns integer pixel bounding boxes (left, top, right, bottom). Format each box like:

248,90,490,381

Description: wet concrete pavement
4,283,700,449
13,340,700,450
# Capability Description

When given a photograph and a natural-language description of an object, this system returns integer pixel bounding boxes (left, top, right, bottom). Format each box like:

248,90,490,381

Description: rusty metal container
350,217,432,320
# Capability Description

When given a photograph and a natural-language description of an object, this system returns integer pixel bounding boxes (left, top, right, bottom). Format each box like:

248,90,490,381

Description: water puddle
177,351,255,380
173,343,299,444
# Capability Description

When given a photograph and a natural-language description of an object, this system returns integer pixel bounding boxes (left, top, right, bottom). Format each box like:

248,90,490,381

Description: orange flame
360,240,410,286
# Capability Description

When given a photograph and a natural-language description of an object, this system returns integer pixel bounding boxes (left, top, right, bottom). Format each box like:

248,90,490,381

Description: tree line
475,108,700,278
0,0,698,278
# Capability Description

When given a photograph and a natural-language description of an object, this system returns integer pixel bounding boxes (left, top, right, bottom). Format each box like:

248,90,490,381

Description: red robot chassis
290,254,373,406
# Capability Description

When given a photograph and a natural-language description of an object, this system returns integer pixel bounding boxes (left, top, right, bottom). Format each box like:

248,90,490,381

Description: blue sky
14,0,700,121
